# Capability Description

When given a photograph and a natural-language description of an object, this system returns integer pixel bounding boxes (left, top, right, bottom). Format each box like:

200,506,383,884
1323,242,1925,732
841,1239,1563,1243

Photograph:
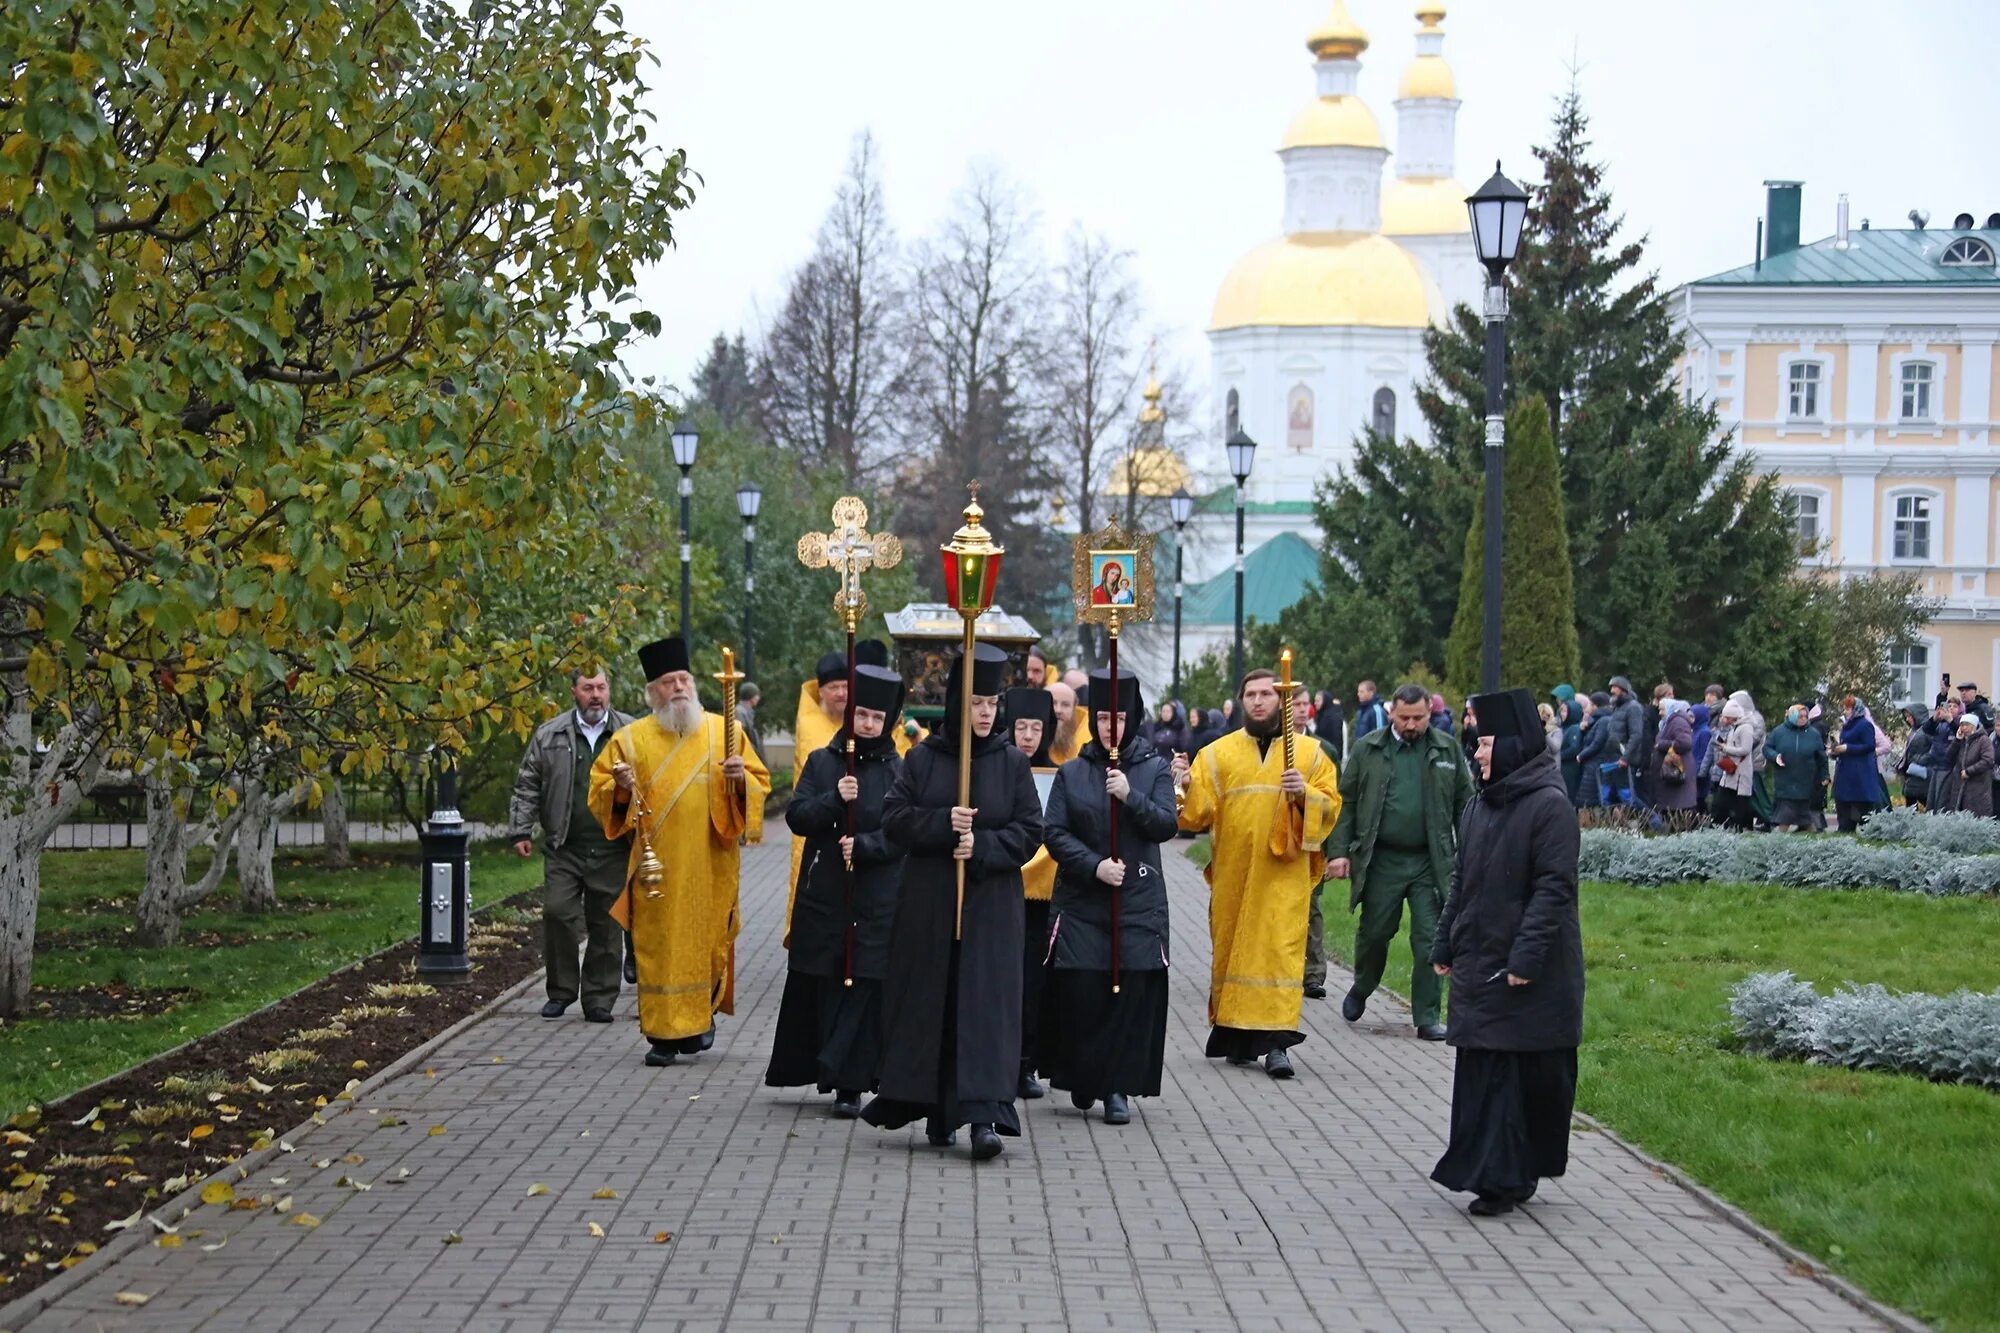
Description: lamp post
415,756,470,980
735,480,761,676
1465,162,1529,694
1225,429,1258,691
670,426,700,636
1169,486,1194,705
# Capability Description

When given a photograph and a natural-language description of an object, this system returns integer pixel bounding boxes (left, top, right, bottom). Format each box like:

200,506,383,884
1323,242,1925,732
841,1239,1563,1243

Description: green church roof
1181,531,1320,626
1689,227,2000,287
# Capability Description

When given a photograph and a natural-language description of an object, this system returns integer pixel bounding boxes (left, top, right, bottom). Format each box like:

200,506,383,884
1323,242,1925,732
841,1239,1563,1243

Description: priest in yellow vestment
591,635,769,1067
1175,667,1341,1079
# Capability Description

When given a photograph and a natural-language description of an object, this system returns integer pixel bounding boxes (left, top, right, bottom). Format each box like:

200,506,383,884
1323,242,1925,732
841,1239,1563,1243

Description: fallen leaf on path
274,1196,293,1214
342,1153,365,1165
378,1118,405,1128
145,1215,178,1235
228,1197,263,1211
526,1184,550,1197
442,1231,462,1245
198,1182,235,1207
653,1231,673,1244
428,1125,447,1137
278,1141,295,1153
1786,1259,1815,1278
290,1212,321,1229
114,1291,151,1307
103,1207,144,1233
394,1167,414,1181
587,1221,605,1238
201,1235,228,1252
154,1235,183,1249
591,1188,617,1200
269,1177,288,1186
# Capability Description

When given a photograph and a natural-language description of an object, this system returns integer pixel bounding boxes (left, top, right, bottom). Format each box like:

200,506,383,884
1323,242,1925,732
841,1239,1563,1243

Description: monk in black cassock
864,643,1042,1161
1003,685,1058,1101
765,664,907,1117
1430,687,1585,1218
1040,668,1177,1125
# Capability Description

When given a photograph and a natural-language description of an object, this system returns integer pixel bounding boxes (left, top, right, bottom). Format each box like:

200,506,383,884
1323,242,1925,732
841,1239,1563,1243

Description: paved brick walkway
18,843,1895,1332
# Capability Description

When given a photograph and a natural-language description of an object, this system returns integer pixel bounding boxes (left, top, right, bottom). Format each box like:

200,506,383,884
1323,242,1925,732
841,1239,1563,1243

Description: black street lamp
670,426,700,636
1169,486,1194,705
415,757,469,980
735,480,762,676
1466,162,1529,693
1225,430,1258,691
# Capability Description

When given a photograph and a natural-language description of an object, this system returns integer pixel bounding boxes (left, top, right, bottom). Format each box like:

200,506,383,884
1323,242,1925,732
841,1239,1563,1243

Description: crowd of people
507,637,1584,1218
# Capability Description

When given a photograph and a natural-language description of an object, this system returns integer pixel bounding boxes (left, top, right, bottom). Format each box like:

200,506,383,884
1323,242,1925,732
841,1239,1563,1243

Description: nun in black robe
1430,688,1585,1217
863,644,1042,1161
765,664,907,1116
1003,684,1058,1101
1039,669,1177,1125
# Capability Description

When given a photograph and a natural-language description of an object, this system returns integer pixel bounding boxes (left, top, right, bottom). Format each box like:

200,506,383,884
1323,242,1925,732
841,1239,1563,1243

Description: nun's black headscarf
1003,686,1055,766
1085,668,1145,760
933,643,1010,754
1468,688,1541,789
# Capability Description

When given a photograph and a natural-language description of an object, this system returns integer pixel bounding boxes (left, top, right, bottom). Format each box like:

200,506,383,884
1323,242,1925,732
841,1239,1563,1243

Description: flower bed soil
0,891,543,1306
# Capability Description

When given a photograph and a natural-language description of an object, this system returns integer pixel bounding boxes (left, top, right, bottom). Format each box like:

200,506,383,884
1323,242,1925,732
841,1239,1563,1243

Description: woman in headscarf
865,644,1043,1161
1712,700,1758,828
1429,689,1584,1218
1941,715,1996,816
1898,704,1933,811
1040,668,1178,1125
1148,700,1189,758
1649,698,1697,817
1004,685,1058,1101
767,664,908,1116
1830,696,1879,832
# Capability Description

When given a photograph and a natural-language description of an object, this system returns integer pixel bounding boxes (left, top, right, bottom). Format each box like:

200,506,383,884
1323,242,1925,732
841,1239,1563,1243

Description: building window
1371,386,1396,439
1787,489,1823,555
1886,642,1930,706
1940,236,1996,267
1786,361,1822,420
1225,387,1240,438
1891,493,1933,562
1899,362,1935,421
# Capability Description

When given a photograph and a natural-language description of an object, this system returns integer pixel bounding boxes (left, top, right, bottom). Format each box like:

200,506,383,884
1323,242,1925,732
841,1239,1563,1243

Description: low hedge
1729,970,2000,1091
1857,806,2000,855
1578,827,2000,896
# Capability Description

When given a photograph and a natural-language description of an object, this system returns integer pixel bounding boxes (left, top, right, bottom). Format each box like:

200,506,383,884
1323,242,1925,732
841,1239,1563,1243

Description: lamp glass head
736,480,762,519
1225,430,1258,484
670,427,700,468
1466,162,1530,273
1169,486,1195,526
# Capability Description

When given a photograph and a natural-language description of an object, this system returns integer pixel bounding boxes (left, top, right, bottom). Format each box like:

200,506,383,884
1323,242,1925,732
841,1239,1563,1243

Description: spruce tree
1282,83,1831,706
1443,398,1580,693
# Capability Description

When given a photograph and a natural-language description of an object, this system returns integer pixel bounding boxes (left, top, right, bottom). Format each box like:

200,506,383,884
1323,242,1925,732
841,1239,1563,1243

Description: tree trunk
321,776,352,869
236,776,279,912
0,703,100,1018
137,769,190,947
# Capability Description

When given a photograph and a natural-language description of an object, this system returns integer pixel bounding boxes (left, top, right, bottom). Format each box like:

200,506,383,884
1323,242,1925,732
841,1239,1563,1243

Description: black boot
1017,1070,1045,1100
643,1041,677,1068
925,1116,956,1148
1340,988,1366,1022
1263,1049,1295,1080
1103,1094,1130,1126
969,1124,1003,1161
1468,1194,1515,1217
1069,1090,1095,1112
541,1000,570,1019
1304,982,1327,999
622,937,638,985
831,1092,861,1120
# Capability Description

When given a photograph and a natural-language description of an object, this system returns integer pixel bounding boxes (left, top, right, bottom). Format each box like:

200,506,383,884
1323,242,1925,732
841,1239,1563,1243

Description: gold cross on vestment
797,496,904,631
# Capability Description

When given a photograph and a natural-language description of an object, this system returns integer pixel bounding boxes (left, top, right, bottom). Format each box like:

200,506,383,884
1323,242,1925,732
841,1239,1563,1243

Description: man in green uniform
1326,681,1473,1040
509,667,635,1021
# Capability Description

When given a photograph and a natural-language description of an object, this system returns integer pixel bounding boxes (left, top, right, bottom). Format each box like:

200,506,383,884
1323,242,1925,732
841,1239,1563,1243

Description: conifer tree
1443,399,1580,692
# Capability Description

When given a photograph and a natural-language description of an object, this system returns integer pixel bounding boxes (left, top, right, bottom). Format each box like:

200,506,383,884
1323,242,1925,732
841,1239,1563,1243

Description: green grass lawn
1314,876,2000,1332
1,842,541,1121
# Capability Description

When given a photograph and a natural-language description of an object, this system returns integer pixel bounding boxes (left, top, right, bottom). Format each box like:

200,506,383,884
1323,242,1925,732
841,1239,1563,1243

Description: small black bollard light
416,760,471,979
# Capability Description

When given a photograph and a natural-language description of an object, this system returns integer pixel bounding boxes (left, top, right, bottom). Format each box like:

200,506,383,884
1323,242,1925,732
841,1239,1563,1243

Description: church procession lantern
1073,517,1155,994
939,483,1005,940
416,761,471,979
796,496,904,984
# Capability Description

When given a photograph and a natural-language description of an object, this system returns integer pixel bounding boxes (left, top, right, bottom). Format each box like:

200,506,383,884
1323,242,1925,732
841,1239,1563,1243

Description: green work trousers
1304,883,1327,988
544,843,628,1011
1349,845,1442,1027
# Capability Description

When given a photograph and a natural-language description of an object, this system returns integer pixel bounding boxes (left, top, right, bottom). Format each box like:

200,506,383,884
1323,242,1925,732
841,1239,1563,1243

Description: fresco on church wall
1287,384,1314,451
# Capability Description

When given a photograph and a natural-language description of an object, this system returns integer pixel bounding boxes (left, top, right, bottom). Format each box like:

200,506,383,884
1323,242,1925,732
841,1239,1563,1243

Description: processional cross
797,497,904,633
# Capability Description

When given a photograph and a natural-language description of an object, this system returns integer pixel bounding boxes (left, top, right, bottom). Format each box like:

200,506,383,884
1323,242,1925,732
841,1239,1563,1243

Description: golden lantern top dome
1210,232,1442,331
1305,0,1370,61
1281,96,1385,151
1397,4,1457,99
1137,367,1165,427
1381,175,1472,235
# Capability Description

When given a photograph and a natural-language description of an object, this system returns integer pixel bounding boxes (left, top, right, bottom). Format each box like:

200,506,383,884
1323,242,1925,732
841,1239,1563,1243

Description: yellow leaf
257,553,292,572
427,1125,446,1137
182,503,216,534
199,1181,234,1206
291,1212,321,1229
189,1125,213,1140
526,1184,550,1197
153,1235,182,1249
653,1231,673,1244
591,1188,617,1200
216,606,240,635
115,1290,152,1307
14,532,60,560
587,1221,605,1238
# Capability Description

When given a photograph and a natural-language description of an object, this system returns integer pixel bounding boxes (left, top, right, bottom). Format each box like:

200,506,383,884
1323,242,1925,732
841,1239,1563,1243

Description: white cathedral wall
1393,232,1482,321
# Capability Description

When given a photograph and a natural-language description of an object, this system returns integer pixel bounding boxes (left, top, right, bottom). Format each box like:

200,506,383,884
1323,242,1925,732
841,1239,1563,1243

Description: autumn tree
0,0,692,1010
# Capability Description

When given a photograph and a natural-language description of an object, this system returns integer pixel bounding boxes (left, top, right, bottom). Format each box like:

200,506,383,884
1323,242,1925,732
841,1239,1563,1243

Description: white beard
652,698,703,736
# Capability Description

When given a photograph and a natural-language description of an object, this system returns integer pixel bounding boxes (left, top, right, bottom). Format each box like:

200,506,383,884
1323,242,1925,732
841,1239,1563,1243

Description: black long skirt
763,971,881,1095
861,942,1022,1137
1204,1025,1305,1061
1039,968,1169,1100
1021,898,1051,1076
1430,1047,1577,1201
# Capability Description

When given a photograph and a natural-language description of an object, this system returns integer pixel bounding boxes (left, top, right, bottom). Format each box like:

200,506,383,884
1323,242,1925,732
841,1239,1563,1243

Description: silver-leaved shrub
1857,807,2000,855
1729,971,2000,1090
1579,828,2000,896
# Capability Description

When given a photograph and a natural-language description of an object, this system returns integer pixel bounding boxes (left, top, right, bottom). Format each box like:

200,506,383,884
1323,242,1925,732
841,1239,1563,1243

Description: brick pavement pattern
20,843,1895,1332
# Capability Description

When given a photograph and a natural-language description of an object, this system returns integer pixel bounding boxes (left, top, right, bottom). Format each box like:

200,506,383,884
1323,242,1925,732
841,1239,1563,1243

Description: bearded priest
590,635,769,1067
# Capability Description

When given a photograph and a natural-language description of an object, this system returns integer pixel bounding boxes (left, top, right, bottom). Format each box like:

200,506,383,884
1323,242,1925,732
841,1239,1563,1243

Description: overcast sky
620,0,1999,402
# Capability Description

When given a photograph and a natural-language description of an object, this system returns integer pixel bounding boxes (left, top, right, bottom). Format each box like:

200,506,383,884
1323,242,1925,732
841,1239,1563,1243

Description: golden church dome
1210,232,1441,331
1305,0,1369,61
1281,95,1384,151
1106,447,1190,498
1381,175,1471,235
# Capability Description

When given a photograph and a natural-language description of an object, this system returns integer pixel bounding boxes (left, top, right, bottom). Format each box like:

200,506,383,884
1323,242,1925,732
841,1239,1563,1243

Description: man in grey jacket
1603,676,1647,807
510,667,635,1021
